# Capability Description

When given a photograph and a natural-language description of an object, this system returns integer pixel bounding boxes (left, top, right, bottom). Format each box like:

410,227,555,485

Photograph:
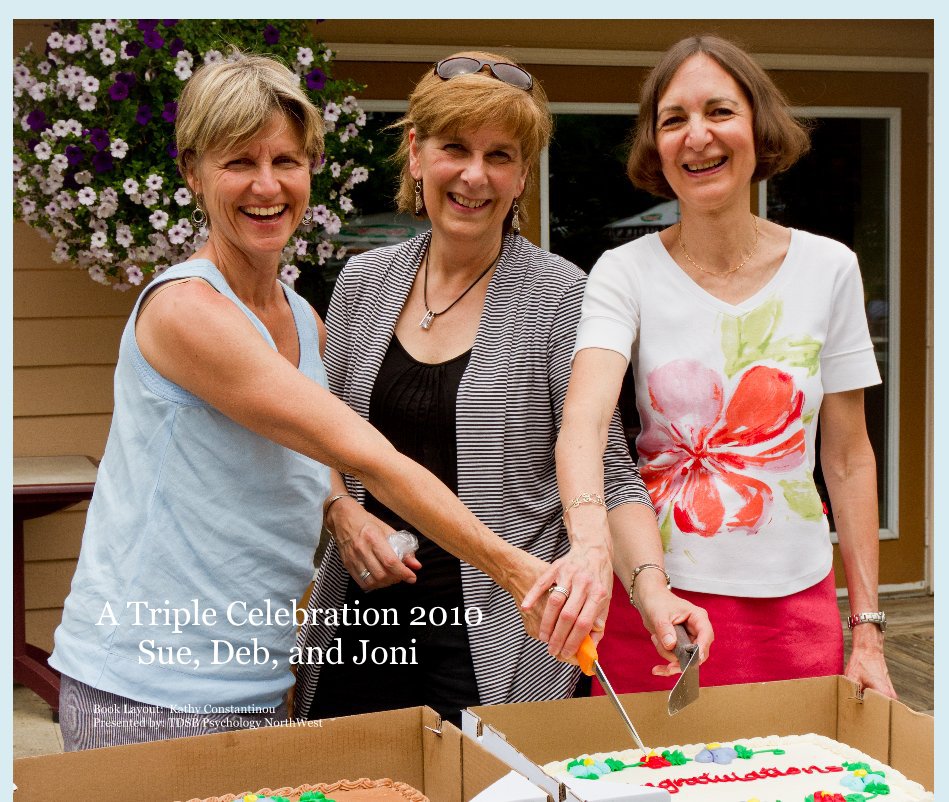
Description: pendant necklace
678,215,760,277
418,241,503,330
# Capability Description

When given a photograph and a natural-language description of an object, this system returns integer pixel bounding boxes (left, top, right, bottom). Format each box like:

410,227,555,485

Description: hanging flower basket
13,19,372,290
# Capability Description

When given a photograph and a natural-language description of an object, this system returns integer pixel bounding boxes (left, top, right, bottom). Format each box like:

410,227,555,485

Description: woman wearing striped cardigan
295,52,712,725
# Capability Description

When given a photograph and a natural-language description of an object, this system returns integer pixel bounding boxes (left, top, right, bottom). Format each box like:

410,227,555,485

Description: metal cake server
668,623,700,715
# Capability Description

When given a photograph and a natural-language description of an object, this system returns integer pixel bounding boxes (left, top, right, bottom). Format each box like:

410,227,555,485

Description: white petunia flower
77,92,97,111
90,231,107,248
323,102,340,123
174,61,192,80
149,210,169,229
100,48,116,66
110,139,128,159
21,199,37,214
339,195,353,212
13,154,25,171
125,265,144,285
145,174,163,190
173,187,192,205
297,47,314,66
115,225,133,247
141,189,159,207
50,154,69,171
28,82,47,101
64,34,88,54
77,187,97,205
34,142,52,160
204,49,224,64
122,178,140,195
73,170,92,185
47,32,64,49
82,75,100,93
280,264,300,285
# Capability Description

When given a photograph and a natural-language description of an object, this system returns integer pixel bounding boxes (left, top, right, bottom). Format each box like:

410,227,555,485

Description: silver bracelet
322,493,351,537
627,563,671,607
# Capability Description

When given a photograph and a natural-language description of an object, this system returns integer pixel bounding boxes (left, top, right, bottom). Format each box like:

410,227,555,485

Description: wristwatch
847,611,886,633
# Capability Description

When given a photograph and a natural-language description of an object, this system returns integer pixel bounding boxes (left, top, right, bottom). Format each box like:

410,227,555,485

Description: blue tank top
50,260,331,710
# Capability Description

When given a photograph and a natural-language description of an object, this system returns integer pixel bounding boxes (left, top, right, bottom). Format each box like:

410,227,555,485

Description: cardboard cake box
13,705,550,802
462,676,934,802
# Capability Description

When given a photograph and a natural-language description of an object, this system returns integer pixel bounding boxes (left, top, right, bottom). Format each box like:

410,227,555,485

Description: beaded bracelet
561,492,607,522
627,563,672,607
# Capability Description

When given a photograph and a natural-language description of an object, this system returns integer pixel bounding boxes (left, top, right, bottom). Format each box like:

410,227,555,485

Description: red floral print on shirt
638,360,806,537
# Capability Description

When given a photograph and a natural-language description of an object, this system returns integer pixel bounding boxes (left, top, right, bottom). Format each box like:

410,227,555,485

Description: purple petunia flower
137,19,159,31
92,151,114,173
125,40,143,58
143,29,164,49
65,144,84,165
263,24,280,44
88,128,110,151
135,104,153,125
305,68,326,91
167,143,178,159
162,101,177,123
168,37,184,57
162,19,178,27
26,109,48,132
116,71,136,86
108,81,130,101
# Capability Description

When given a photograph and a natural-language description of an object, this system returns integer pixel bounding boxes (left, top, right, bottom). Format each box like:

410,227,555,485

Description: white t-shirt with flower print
575,229,881,597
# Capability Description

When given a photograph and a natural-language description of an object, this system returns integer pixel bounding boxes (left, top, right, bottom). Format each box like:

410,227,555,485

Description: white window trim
778,106,902,544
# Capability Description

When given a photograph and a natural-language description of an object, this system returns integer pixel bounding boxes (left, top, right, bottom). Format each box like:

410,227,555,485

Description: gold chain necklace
678,215,760,277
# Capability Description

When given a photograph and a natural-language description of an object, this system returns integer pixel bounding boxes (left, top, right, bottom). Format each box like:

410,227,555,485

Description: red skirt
592,569,843,695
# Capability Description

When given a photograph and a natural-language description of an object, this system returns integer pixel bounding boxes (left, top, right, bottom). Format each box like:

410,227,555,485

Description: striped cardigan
294,232,651,714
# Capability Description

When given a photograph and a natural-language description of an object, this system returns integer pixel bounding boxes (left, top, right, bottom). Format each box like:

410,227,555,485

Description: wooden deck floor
840,593,934,714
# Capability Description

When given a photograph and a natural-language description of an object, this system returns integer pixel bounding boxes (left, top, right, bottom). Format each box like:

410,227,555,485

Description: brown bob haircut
392,50,552,233
175,52,324,187
627,35,810,199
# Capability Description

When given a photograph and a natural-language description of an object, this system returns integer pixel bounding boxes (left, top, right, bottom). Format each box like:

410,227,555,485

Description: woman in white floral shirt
555,34,895,698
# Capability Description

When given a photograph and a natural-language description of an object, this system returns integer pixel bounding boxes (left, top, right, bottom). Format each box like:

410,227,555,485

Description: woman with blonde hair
296,51,711,725
50,52,589,750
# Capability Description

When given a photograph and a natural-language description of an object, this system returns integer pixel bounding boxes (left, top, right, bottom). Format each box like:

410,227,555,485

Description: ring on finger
547,584,570,600
358,569,372,582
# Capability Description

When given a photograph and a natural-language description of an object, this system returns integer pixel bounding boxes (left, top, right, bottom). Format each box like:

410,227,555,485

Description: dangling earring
414,179,424,215
511,197,521,235
191,198,207,226
302,206,313,225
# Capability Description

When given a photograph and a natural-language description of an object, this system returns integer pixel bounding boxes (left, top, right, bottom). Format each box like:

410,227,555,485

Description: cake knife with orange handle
577,634,648,752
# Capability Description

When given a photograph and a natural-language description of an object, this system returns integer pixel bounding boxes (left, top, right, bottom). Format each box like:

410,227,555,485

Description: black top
365,335,471,581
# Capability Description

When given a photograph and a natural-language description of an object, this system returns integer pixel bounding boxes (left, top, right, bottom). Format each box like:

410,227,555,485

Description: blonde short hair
392,51,552,231
175,52,324,185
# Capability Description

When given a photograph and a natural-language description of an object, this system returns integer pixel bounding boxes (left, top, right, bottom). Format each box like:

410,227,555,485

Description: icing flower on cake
566,756,641,779
840,761,890,796
807,793,847,802
695,742,739,764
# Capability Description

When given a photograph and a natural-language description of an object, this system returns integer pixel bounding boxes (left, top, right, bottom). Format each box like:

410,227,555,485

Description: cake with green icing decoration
542,734,932,800
181,777,429,802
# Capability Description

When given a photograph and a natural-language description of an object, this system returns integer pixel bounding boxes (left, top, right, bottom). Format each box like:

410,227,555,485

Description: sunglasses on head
434,57,534,91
